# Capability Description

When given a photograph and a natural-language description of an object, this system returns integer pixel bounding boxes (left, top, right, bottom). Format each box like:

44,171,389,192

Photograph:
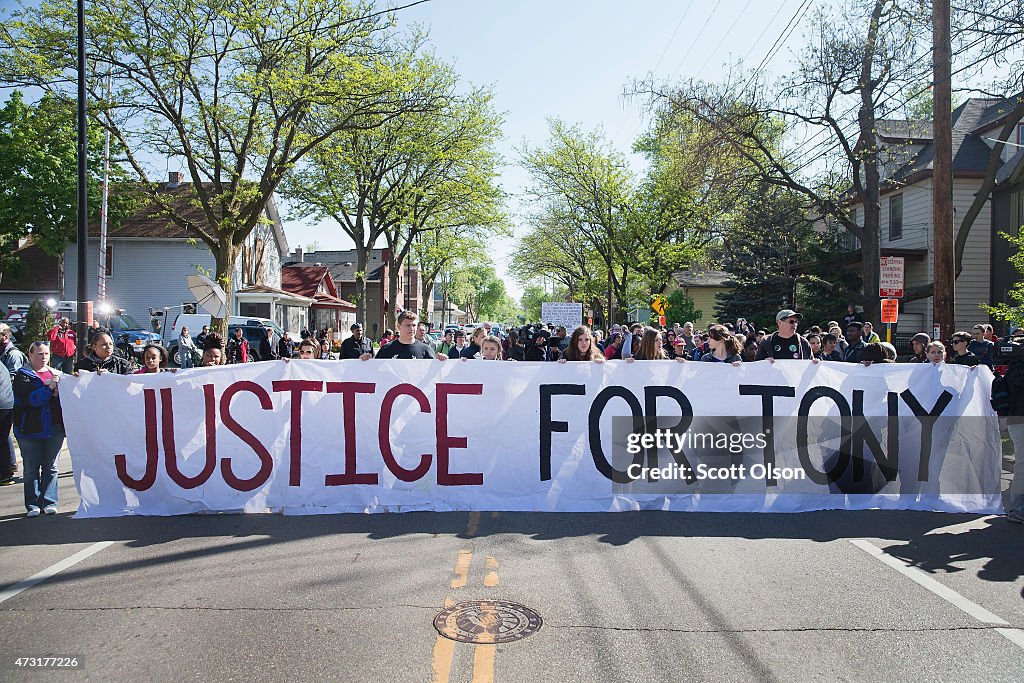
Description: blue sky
285,0,823,298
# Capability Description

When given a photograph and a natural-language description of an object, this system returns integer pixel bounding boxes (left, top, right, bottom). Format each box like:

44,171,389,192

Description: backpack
991,371,1013,417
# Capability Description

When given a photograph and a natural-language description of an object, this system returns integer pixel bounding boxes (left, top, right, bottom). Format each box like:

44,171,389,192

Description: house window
1017,123,1024,146
840,208,861,251
889,194,903,241
104,244,113,277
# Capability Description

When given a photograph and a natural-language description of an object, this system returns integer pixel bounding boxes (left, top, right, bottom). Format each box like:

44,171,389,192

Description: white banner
61,360,1003,517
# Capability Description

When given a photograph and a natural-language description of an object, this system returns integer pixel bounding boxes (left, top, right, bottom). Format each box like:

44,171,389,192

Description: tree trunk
421,275,435,326
354,244,369,330
386,253,400,331
211,241,237,338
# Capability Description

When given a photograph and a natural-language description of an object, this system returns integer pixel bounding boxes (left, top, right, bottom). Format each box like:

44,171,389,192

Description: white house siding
879,178,992,332
63,238,216,325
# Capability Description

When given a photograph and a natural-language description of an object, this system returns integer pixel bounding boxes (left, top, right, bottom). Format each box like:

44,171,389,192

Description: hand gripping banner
61,360,1003,517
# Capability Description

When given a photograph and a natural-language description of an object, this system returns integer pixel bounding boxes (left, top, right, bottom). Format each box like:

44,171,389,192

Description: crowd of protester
0,301,1022,523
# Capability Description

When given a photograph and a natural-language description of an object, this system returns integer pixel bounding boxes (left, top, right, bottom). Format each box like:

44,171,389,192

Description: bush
20,299,54,353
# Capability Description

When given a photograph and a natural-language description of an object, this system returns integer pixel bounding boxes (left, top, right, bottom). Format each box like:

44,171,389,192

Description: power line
694,0,756,79
667,0,723,81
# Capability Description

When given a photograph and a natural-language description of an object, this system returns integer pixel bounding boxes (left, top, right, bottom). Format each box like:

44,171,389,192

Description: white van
164,314,286,364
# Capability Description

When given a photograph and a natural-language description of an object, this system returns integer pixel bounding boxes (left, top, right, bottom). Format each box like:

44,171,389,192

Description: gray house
5,172,307,333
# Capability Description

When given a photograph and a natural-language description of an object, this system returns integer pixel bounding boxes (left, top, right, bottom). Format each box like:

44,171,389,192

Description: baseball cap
776,309,802,322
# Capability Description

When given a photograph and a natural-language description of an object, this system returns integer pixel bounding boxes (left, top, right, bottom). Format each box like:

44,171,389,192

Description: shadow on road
1,509,1021,591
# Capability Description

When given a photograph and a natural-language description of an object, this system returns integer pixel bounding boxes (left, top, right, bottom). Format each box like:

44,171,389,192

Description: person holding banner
558,326,605,363
363,311,448,360
948,332,981,367
757,310,813,361
699,325,742,365
200,333,225,367
77,333,135,374
12,341,64,517
626,327,668,361
842,322,867,363
1000,356,1024,524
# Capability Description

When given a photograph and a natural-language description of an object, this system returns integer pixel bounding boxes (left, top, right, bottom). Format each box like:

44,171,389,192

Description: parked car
102,312,162,358
165,314,286,366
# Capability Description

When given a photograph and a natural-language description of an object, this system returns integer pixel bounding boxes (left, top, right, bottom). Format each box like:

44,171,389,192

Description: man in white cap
756,309,812,360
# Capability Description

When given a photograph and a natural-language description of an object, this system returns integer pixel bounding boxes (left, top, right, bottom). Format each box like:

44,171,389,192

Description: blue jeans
0,409,13,477
20,426,65,510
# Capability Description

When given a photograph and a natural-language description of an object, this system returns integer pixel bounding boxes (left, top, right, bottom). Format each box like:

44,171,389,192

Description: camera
995,338,1024,361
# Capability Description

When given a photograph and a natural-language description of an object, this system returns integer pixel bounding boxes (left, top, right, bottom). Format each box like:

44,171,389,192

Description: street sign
879,256,905,298
650,294,667,317
880,299,899,323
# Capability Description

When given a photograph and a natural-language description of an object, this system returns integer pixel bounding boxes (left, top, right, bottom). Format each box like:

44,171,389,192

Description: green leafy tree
519,119,637,324
21,299,54,352
1,0,430,337
0,91,137,290
665,290,701,327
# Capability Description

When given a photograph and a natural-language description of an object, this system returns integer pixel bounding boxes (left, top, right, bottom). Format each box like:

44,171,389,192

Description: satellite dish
186,274,228,319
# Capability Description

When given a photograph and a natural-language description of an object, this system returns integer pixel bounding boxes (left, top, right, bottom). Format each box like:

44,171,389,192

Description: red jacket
47,325,76,357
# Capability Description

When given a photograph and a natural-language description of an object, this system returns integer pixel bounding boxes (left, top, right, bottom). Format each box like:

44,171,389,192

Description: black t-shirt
950,351,981,367
375,340,436,359
756,332,812,360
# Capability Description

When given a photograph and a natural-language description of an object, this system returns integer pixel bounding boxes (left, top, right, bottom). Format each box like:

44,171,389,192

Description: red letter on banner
114,387,159,491
220,381,274,492
271,380,324,486
324,382,378,485
435,383,484,485
379,383,432,482
163,386,216,488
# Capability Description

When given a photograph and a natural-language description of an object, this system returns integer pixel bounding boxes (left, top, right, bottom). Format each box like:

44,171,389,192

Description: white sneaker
43,505,57,515
26,507,41,518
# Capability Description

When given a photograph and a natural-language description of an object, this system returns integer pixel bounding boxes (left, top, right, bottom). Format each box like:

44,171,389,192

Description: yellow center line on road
483,556,499,587
451,550,472,589
471,645,496,683
431,636,456,683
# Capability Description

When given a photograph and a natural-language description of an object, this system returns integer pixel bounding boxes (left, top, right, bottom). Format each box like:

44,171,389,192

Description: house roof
876,119,932,142
671,269,732,288
971,95,1024,133
0,241,60,293
281,264,331,298
235,284,314,305
313,293,356,310
885,97,1010,187
91,181,289,257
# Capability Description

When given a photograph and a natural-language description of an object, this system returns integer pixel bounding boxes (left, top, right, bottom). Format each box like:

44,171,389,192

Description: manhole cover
433,600,542,644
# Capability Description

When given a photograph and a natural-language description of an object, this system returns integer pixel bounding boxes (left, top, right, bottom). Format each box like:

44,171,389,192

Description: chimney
167,171,183,188
295,246,304,262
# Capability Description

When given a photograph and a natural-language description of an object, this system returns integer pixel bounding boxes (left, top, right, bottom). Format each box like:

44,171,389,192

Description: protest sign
61,360,1002,517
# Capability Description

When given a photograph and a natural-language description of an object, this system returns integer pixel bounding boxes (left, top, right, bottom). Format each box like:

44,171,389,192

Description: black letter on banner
643,386,696,483
849,390,900,484
539,384,585,481
797,387,851,486
899,388,953,481
739,385,796,485
589,386,644,483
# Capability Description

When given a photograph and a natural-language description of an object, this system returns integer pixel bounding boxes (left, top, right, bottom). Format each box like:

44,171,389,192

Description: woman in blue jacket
13,341,65,517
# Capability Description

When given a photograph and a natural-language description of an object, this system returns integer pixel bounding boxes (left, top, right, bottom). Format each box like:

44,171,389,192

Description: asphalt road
1,448,1022,683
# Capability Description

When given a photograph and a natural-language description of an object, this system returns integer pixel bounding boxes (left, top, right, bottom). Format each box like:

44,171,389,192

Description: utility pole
75,0,89,359
932,0,955,339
